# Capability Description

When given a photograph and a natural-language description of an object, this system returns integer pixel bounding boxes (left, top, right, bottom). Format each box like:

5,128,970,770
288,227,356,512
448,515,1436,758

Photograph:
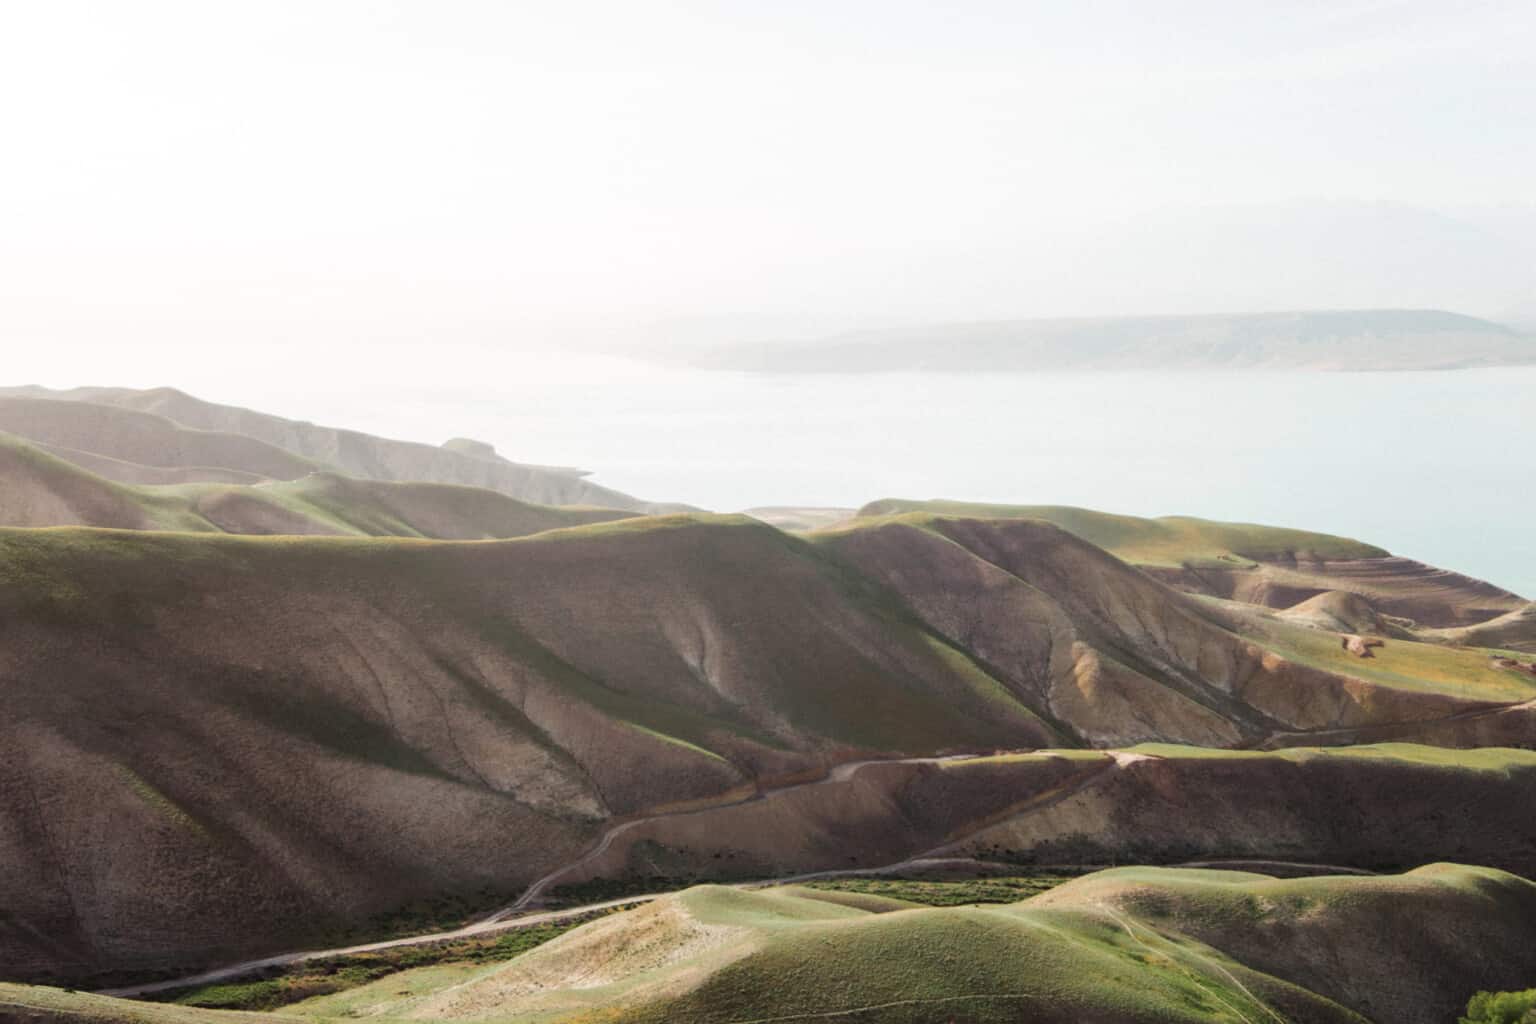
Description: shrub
1462,988,1536,1024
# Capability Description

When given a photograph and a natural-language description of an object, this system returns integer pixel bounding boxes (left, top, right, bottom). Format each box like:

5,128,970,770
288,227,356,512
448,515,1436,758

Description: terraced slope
0,389,654,509
0,435,634,538
2,515,1532,984
859,499,1528,626
1426,602,1536,652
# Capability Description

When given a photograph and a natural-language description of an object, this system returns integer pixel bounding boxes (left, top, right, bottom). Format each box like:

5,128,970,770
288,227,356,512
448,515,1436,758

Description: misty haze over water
5,3,1534,596
207,357,1535,600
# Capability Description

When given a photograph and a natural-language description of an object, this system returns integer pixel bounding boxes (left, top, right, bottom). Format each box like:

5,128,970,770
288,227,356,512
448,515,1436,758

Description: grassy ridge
855,498,1388,566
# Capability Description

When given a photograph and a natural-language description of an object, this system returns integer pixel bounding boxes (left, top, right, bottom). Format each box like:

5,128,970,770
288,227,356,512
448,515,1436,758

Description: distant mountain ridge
0,386,666,511
698,308,1536,373
0,433,635,538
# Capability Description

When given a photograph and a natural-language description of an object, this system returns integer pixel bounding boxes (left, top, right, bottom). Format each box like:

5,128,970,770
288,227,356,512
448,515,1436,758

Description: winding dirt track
93,747,1388,1002
98,752,996,999
483,752,982,922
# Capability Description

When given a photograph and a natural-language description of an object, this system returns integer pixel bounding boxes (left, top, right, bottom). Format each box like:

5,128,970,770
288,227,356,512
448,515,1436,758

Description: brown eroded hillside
1,514,1533,984
860,498,1528,627
0,517,1055,983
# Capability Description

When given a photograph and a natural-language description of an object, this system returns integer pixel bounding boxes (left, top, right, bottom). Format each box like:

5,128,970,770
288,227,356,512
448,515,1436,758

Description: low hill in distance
696,308,1536,373
0,434,634,539
0,387,665,511
858,498,1530,628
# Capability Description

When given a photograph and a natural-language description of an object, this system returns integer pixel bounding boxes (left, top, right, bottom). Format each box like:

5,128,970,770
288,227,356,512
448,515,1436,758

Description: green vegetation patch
797,873,1074,906
1462,987,1536,1024
153,916,606,1012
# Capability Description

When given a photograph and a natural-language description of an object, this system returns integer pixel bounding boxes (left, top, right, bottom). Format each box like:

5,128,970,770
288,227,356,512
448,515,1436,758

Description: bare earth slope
0,388,656,510
2,516,1533,984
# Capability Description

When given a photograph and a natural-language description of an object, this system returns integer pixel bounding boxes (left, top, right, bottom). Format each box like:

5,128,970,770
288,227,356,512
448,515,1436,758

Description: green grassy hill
17,864,1513,1024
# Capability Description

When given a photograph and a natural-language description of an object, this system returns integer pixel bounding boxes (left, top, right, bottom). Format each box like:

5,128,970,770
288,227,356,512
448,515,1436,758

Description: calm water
239,358,1536,599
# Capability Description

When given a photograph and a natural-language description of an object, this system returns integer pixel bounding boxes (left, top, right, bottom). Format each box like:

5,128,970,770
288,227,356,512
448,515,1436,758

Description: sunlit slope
271,864,1536,1024
857,499,1527,624
0,434,634,537
0,386,654,509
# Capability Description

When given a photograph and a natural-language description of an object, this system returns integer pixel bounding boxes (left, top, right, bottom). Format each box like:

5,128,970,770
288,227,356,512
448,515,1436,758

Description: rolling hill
697,308,1536,373
0,388,661,510
9,863,1528,1024
858,499,1529,627
303,865,1535,1024
0,434,634,538
2,514,1534,984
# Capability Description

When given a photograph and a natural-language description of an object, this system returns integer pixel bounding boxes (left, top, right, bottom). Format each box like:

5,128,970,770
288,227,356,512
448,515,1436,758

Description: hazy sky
4,0,1535,367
